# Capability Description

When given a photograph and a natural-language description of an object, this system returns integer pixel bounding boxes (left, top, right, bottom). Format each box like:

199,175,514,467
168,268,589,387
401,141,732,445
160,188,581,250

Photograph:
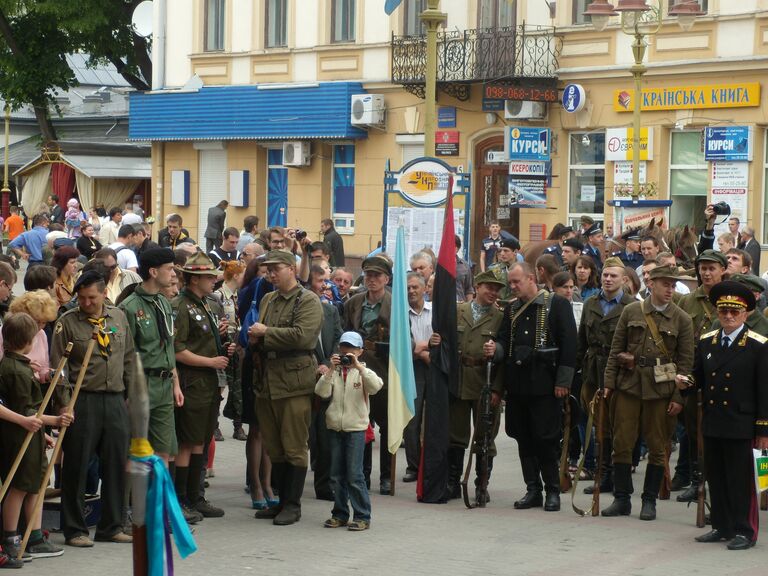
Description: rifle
559,397,572,493
696,388,706,528
591,388,605,516
461,361,495,509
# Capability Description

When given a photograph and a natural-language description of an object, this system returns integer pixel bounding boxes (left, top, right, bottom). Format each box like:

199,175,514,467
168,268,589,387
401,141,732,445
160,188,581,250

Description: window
568,131,605,226
332,145,355,233
572,0,591,26
205,0,225,52
332,0,355,43
668,0,708,14
404,0,425,36
478,0,516,29
266,0,287,48
669,130,707,229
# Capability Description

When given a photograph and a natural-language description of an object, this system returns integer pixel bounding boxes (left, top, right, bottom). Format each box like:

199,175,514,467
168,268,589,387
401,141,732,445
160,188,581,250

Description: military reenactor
602,265,694,521
249,250,323,525
614,229,643,268
489,237,520,301
344,255,393,494
724,274,768,336
678,281,768,549
492,262,577,512
674,250,726,501
543,226,576,270
172,251,231,521
561,237,584,272
51,270,137,547
582,224,604,273
435,271,505,503
576,257,635,495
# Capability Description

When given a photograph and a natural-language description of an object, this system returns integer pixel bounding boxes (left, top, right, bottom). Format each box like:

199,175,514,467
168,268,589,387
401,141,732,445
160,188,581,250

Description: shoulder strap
508,291,541,327
644,311,671,358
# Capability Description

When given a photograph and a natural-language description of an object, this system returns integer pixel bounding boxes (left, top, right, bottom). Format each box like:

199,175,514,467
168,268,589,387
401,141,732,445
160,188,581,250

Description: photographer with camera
698,202,731,254
315,332,383,531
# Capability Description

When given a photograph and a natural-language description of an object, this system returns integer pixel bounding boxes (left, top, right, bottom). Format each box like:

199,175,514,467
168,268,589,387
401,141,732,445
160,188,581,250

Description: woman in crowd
552,271,583,326
572,255,600,300
8,290,59,382
623,266,641,297
76,222,102,259
51,246,81,307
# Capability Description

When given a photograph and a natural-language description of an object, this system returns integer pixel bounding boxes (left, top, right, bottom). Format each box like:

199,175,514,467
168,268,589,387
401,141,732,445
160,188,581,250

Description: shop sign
508,176,546,208
605,127,654,161
437,106,456,128
504,127,550,161
614,83,760,112
435,130,459,156
393,158,462,207
704,126,753,161
711,161,748,188
509,161,547,176
562,84,586,113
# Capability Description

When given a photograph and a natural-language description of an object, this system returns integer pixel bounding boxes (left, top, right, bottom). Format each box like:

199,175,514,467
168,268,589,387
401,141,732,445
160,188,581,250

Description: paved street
21,420,767,576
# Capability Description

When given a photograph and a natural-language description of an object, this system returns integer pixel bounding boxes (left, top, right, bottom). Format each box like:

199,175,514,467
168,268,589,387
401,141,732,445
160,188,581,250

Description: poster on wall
711,161,748,238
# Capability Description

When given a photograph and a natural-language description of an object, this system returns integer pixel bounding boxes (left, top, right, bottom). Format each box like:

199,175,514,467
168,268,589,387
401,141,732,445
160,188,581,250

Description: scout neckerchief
88,316,112,357
181,288,223,355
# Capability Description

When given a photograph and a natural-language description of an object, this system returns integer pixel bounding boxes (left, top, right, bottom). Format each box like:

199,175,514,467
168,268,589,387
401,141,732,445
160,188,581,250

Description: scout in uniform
441,271,505,503
675,250,727,501
51,271,137,547
172,251,231,520
614,229,643,268
602,265,694,521
576,257,635,494
680,281,768,550
493,262,578,512
489,237,520,302
249,250,323,525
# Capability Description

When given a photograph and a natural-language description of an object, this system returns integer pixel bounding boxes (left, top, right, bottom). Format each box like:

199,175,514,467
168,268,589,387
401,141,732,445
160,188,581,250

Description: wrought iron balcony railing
391,24,563,100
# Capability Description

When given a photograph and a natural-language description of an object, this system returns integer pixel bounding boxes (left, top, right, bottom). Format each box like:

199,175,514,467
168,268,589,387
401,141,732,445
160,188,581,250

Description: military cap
559,225,574,236
648,264,679,281
621,229,641,241
603,256,625,269
708,280,755,312
499,237,521,250
584,223,602,237
562,238,584,252
474,270,505,288
73,270,106,293
580,215,594,226
695,249,727,268
139,248,175,273
362,255,392,276
177,250,218,275
728,273,765,295
262,249,297,267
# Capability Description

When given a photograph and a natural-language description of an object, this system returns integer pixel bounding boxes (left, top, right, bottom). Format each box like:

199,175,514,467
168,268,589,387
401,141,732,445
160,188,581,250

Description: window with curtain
332,145,355,233
669,130,707,229
568,131,605,222
404,0,425,36
478,0,516,29
266,0,287,48
205,0,225,51
332,0,355,43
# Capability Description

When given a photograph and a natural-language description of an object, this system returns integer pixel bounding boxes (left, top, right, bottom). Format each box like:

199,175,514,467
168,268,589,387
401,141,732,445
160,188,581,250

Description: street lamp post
420,0,447,157
584,1,704,201
2,105,10,218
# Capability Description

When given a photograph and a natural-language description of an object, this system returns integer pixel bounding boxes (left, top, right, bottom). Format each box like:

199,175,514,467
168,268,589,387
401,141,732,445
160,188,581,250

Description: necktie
721,335,730,349
88,317,111,357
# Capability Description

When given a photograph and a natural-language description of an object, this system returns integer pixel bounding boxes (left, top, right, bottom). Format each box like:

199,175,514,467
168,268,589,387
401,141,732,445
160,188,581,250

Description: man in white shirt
99,207,123,246
109,225,139,272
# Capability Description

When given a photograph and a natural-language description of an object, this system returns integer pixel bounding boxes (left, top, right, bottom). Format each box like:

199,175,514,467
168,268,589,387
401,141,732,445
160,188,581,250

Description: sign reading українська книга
613,83,760,112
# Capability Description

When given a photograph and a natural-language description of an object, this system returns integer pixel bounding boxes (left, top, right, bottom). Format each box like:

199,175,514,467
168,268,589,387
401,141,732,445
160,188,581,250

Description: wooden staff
0,343,73,504
18,329,98,560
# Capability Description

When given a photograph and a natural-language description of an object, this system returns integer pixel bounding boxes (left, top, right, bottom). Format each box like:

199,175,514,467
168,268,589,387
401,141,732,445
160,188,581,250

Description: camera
295,229,307,241
711,201,730,216
340,354,353,367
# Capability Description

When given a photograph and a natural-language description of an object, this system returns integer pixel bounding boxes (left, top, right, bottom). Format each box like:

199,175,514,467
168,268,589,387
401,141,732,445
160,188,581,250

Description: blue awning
129,82,369,141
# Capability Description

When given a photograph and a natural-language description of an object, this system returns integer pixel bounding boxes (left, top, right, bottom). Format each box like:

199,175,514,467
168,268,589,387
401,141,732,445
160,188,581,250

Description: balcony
391,24,563,101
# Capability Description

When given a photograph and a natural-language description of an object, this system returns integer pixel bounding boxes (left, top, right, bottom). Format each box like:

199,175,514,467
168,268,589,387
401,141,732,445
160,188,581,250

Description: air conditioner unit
282,141,310,167
504,100,547,121
350,94,385,126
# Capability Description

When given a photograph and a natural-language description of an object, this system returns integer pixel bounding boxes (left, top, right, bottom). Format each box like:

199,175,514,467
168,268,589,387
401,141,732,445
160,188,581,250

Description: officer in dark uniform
722,274,768,336
561,237,584,272
680,281,768,550
544,226,575,270
493,262,577,512
614,229,643,268
582,223,604,273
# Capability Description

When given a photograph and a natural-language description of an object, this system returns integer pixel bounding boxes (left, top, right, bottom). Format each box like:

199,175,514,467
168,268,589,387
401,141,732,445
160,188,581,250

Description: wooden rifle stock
559,398,572,493
659,443,672,500
696,388,706,528
591,389,604,516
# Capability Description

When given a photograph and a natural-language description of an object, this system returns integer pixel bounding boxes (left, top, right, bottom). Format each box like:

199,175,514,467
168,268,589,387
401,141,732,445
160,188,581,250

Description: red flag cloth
51,163,76,207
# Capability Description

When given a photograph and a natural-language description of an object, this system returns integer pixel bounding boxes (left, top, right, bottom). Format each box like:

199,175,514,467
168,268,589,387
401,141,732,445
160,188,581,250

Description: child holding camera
315,332,382,531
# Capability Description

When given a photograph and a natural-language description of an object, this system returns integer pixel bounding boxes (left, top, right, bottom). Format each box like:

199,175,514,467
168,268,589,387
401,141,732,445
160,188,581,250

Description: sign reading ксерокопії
613,83,760,112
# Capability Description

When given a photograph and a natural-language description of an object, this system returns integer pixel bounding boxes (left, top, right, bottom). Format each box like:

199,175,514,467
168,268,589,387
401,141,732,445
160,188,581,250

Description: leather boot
274,465,307,526
601,463,633,517
255,462,286,519
514,457,543,509
676,462,700,503
445,448,465,500
640,464,665,521
540,459,561,512
474,456,494,505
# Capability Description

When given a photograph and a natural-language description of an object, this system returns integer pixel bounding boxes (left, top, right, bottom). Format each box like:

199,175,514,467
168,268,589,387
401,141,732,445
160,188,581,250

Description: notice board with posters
383,157,471,261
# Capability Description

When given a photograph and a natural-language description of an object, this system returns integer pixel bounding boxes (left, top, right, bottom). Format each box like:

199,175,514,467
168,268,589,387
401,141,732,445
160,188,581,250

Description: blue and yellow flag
387,224,416,454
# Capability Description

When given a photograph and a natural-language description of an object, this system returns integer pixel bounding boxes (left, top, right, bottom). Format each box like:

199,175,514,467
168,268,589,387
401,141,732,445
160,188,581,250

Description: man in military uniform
724,274,768,336
344,255,393,494
51,271,137,547
492,262,577,512
561,237,584,272
577,257,635,495
679,281,768,549
582,223,604,273
543,225,576,270
614,230,643,268
674,250,727,501
489,237,520,301
172,251,232,520
440,271,505,504
602,265,694,521
249,250,323,525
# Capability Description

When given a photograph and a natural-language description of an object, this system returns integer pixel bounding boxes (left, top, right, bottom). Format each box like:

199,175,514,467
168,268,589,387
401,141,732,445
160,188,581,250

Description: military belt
144,368,173,379
264,350,313,360
636,355,670,368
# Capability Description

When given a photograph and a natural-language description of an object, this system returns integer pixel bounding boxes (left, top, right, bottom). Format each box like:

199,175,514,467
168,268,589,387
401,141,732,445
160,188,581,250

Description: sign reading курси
613,82,760,112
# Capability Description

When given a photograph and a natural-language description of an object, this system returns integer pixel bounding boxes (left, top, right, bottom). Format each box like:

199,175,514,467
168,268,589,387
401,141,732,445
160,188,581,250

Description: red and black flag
417,174,458,503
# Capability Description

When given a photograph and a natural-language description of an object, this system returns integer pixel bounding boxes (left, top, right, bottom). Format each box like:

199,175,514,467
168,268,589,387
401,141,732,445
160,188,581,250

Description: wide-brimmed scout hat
177,251,218,276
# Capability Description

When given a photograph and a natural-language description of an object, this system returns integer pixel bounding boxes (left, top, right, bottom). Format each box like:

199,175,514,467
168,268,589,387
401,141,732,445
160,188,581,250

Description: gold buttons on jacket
723,401,728,406
709,400,714,405
724,387,729,392
711,372,716,376
725,373,731,378
710,386,715,391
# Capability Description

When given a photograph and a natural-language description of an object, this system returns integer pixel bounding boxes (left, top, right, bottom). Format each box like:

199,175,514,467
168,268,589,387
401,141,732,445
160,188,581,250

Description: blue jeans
329,430,371,522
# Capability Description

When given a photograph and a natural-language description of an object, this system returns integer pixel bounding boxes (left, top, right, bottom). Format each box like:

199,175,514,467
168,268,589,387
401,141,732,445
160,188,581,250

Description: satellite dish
132,1,154,38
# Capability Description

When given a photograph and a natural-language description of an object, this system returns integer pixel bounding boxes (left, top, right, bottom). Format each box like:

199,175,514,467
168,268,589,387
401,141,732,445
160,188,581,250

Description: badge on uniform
137,309,145,319
55,322,63,335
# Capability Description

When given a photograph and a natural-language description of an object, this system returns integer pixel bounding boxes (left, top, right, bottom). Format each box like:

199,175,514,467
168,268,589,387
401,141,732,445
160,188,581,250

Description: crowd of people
0,194,766,570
